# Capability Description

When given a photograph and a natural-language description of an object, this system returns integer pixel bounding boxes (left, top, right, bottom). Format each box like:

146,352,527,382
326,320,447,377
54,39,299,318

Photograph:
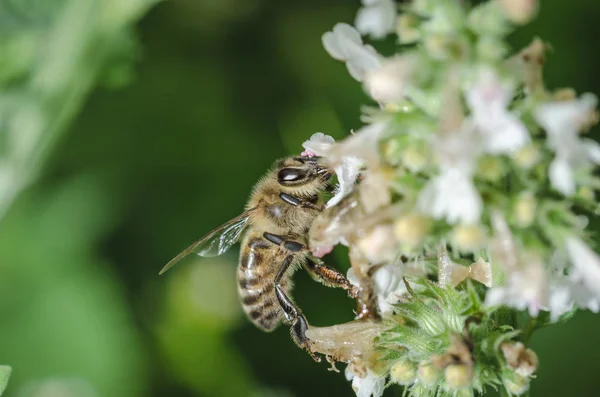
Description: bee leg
304,258,359,299
279,192,324,211
263,232,308,254
275,255,320,362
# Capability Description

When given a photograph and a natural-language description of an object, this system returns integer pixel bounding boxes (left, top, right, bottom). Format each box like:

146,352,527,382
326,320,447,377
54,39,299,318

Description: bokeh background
1,0,600,396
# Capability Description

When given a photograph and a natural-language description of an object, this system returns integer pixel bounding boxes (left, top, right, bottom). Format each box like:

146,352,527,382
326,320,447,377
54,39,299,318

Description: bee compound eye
278,168,306,183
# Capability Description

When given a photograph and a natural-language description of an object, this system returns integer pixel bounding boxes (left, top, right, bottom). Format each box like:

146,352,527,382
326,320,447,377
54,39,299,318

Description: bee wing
159,207,256,275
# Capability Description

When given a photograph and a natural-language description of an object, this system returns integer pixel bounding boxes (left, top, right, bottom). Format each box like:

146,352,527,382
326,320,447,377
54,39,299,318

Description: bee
160,156,359,360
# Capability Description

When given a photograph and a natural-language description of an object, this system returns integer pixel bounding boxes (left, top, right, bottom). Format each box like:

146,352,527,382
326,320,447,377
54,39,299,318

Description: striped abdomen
237,236,292,331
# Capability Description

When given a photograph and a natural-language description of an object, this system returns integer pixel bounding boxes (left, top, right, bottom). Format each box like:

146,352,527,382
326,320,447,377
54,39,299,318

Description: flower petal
534,94,598,139
565,236,600,298
548,157,575,196
417,168,482,224
482,114,530,154
322,23,363,61
351,369,386,397
322,23,381,81
327,156,362,207
355,0,397,39
302,132,336,157
584,138,600,164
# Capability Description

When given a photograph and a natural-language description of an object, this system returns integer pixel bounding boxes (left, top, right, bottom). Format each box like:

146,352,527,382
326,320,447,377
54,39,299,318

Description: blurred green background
1,0,599,396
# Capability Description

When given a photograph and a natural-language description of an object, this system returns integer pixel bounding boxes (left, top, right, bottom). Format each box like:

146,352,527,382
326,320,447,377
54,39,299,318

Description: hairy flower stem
520,318,538,344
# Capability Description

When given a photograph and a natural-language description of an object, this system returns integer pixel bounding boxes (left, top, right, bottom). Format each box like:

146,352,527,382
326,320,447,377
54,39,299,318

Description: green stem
521,317,538,344
495,307,518,329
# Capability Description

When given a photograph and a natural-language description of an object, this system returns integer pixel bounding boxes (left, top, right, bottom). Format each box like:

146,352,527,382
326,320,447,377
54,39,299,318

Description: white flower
329,156,363,207
547,273,600,322
548,157,575,196
484,261,548,317
417,124,483,225
355,0,397,39
364,56,415,103
466,67,530,154
302,132,362,208
348,262,405,315
345,367,385,397
534,94,599,195
322,23,382,81
565,236,600,297
333,120,388,168
417,167,483,225
546,282,574,322
535,94,597,137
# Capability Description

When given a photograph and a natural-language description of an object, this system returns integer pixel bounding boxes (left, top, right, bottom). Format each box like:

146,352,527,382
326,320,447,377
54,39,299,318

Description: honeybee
160,156,359,360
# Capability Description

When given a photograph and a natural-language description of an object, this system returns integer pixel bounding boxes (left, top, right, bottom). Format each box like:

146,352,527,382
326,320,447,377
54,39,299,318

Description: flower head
313,1,600,396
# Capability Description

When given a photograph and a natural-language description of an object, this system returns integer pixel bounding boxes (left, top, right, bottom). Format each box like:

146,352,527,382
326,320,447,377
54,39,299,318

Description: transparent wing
159,208,255,275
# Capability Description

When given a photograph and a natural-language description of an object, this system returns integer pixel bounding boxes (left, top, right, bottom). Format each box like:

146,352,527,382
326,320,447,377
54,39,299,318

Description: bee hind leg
304,258,359,299
274,255,321,362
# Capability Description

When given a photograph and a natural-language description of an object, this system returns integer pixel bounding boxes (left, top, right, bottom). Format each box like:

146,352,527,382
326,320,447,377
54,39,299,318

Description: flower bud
417,362,440,386
514,192,537,228
477,156,505,181
498,0,538,25
455,389,475,397
578,186,595,201
476,36,509,61
390,360,417,385
397,14,421,44
365,56,415,104
468,1,509,36
423,34,452,60
394,214,429,251
504,374,531,395
358,224,397,264
553,87,577,101
514,144,540,169
444,364,473,390
452,224,486,253
402,144,429,172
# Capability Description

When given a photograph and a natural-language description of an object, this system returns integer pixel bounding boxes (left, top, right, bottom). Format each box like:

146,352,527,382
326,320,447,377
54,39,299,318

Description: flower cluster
301,0,600,396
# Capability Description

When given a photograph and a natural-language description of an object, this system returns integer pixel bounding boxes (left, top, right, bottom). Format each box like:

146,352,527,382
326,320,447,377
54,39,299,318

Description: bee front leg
304,258,359,299
275,255,320,362
279,192,324,211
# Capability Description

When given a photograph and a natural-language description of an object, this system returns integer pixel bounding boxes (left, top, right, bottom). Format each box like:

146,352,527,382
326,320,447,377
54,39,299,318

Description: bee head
275,156,332,189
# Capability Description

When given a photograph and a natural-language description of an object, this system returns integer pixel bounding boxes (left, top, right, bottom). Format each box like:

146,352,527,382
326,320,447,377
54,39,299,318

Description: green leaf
0,366,11,396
